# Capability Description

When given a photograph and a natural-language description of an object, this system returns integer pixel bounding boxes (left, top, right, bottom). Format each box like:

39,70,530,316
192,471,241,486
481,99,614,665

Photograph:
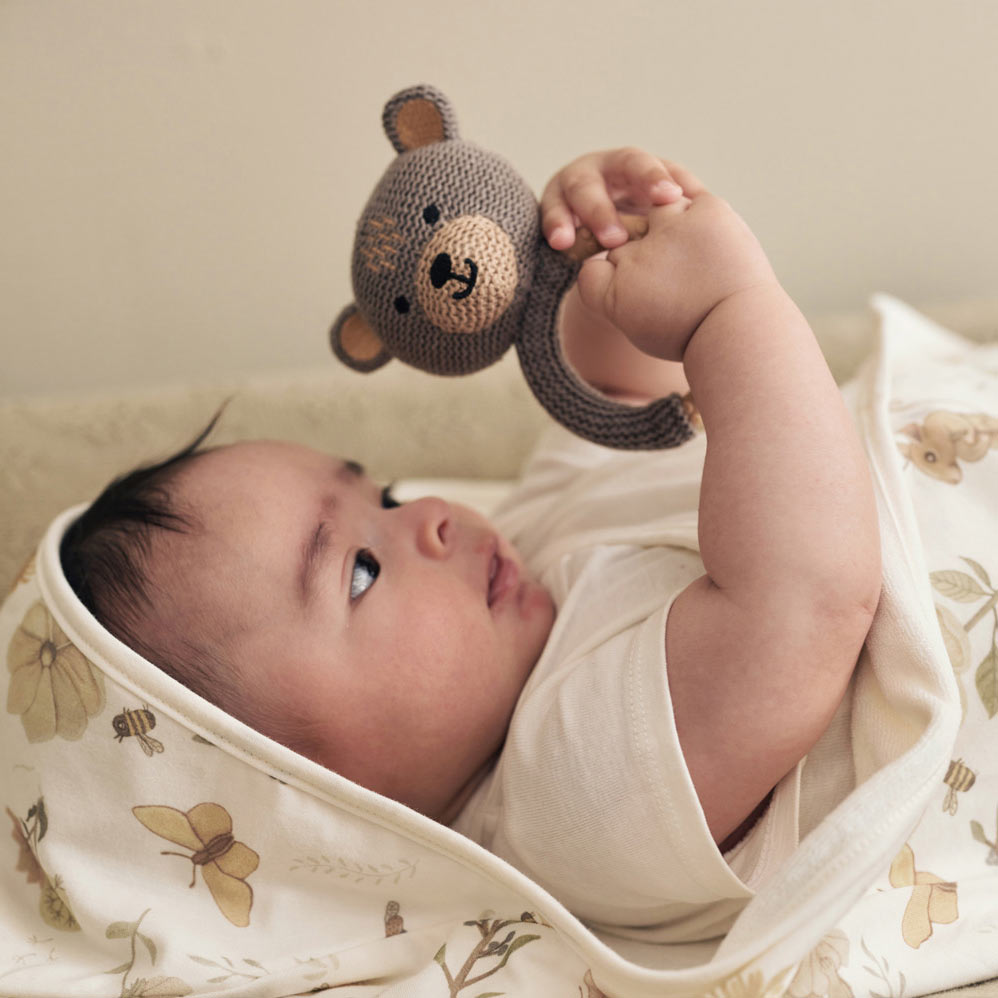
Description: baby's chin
518,577,557,676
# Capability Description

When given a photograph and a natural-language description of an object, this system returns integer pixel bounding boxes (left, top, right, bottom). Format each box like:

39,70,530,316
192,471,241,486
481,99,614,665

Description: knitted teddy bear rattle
330,84,697,449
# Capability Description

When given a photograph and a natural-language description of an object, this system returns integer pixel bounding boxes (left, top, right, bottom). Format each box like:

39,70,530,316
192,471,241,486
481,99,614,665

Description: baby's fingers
540,182,579,251
575,252,617,319
542,149,687,252
542,170,628,250
603,147,684,207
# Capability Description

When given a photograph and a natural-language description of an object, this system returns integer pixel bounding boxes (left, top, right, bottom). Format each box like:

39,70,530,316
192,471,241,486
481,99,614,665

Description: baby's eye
381,483,401,509
350,550,380,600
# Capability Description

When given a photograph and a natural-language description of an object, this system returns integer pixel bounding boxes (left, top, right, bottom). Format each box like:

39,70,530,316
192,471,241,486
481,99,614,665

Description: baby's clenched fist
575,191,778,363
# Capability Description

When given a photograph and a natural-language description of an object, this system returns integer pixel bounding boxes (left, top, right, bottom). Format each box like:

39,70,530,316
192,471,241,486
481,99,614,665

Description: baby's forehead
182,439,358,483
139,496,260,652
188,438,318,469
162,439,366,560
168,441,316,508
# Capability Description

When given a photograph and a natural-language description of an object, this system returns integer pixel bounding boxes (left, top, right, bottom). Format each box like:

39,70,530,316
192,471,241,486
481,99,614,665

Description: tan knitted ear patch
395,99,446,151
338,311,386,362
415,216,518,334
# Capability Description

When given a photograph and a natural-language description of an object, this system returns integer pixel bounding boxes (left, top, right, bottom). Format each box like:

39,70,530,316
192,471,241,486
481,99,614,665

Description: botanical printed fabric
794,297,998,998
0,296,994,997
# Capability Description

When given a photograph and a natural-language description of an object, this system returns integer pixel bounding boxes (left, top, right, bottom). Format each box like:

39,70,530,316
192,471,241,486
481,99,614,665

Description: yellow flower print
888,843,958,948
788,930,854,998
6,600,105,742
706,965,793,998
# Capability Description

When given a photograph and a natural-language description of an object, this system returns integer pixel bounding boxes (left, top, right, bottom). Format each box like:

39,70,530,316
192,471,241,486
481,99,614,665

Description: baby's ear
382,85,459,154
330,305,391,372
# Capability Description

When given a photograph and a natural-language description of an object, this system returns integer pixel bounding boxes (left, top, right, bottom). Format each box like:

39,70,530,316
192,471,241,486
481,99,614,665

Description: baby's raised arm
548,151,882,849
543,150,694,402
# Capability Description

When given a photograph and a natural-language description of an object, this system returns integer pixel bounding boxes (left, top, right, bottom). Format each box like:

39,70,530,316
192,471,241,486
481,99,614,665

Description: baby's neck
435,753,497,826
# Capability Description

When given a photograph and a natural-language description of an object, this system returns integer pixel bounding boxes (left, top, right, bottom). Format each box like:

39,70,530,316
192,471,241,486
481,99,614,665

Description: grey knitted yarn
331,84,696,450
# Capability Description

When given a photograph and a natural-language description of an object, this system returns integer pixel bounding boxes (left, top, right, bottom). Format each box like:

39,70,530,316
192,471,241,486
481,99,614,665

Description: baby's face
150,441,555,821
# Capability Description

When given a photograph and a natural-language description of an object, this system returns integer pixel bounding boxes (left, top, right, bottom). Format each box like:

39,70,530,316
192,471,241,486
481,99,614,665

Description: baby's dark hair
59,409,244,713
60,410,328,756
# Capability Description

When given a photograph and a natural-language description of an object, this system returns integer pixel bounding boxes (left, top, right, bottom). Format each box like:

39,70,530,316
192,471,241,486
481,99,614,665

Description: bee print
113,706,164,756
132,802,259,927
943,758,976,815
385,899,405,936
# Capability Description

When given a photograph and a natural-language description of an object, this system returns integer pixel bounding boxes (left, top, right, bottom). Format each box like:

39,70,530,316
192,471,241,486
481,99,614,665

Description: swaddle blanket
2,295,996,998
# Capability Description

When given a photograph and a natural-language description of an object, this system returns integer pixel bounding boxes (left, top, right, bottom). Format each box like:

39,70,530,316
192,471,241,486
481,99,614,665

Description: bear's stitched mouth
429,252,479,300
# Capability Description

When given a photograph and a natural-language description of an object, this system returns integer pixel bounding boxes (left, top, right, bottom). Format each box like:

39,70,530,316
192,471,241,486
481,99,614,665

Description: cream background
1,0,996,400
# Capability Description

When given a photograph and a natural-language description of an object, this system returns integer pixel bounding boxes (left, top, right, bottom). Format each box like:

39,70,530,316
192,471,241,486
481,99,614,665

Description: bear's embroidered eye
394,296,410,314
423,204,440,225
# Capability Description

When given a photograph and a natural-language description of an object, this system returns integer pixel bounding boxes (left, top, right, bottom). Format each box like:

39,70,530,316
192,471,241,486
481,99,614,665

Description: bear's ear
330,305,391,372
382,85,459,154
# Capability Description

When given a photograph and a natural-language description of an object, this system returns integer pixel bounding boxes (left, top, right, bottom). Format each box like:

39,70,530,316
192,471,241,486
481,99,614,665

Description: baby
60,149,881,934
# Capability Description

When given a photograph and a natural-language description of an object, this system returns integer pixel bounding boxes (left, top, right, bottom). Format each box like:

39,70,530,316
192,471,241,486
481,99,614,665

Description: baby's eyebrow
340,459,365,479
299,494,339,604
298,521,329,604
298,463,360,603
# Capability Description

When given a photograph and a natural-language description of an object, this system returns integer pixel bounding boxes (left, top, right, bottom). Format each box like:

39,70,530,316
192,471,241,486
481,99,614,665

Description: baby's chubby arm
543,149,693,401
546,152,882,849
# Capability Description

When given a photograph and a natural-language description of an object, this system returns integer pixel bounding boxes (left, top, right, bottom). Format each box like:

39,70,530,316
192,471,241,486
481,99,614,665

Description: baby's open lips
486,544,519,607
487,550,498,606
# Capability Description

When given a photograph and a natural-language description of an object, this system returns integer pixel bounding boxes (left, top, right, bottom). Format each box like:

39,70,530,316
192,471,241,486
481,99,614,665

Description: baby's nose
404,496,451,558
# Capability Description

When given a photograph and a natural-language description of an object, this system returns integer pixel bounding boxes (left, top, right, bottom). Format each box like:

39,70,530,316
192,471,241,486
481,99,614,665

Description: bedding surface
2,297,998,997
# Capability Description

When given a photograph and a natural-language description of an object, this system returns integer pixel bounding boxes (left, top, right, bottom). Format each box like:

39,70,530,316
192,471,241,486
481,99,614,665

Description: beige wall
2,0,996,399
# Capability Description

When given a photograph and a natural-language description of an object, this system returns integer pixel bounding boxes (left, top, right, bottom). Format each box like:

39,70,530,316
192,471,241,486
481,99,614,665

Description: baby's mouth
487,548,519,608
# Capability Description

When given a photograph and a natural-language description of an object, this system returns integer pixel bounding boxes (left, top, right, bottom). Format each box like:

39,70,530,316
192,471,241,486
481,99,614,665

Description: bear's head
331,85,539,375
329,85,698,451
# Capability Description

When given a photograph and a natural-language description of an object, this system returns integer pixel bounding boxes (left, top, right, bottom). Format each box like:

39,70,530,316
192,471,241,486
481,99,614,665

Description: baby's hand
541,148,687,252
575,175,778,363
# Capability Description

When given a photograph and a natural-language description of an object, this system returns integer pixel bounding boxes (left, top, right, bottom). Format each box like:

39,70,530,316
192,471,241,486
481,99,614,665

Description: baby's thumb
576,254,616,320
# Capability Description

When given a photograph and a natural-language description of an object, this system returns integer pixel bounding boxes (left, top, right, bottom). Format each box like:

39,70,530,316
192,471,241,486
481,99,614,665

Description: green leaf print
961,557,993,588
102,909,193,998
434,915,548,998
492,934,540,971
931,556,998,718
138,933,158,965
975,644,998,719
931,570,988,602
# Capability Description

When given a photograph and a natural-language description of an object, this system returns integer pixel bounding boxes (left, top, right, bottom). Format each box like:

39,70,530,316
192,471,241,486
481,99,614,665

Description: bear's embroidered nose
429,253,479,300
